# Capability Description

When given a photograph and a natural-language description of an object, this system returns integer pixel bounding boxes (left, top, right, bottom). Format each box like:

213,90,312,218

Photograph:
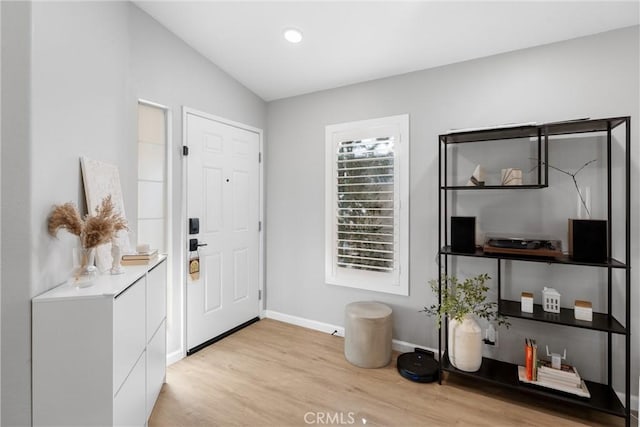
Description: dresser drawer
146,320,166,420
113,277,146,391
146,259,167,340
114,352,146,427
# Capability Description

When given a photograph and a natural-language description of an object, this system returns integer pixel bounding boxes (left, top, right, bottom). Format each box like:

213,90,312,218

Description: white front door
185,111,260,353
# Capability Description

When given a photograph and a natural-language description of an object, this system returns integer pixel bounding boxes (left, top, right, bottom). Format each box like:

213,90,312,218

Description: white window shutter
325,115,409,296
336,137,395,272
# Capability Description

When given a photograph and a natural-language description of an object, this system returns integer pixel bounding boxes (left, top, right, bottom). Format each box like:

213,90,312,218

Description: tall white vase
448,315,482,372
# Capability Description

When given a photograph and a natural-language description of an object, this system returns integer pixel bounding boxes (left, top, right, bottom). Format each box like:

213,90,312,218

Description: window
325,115,409,295
137,102,167,253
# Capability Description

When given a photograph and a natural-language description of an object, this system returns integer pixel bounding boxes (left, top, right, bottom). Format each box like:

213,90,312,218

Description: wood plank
149,319,623,426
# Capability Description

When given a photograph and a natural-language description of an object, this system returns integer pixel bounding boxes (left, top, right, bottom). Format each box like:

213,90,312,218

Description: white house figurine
542,287,561,313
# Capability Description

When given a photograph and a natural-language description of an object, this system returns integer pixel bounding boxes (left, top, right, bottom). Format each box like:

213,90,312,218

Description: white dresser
32,256,167,426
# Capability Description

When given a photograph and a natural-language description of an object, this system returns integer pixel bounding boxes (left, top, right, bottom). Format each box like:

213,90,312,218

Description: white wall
1,2,32,424
0,1,4,421
1,2,266,425
266,26,639,398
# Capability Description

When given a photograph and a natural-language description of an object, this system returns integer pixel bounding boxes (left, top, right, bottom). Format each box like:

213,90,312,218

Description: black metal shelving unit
437,117,631,426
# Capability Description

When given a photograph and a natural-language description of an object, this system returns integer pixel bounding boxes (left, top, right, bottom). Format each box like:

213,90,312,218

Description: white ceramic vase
110,238,124,275
448,315,482,372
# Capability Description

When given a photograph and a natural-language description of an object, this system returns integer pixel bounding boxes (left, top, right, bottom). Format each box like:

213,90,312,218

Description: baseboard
264,310,345,337
263,310,437,355
166,348,184,366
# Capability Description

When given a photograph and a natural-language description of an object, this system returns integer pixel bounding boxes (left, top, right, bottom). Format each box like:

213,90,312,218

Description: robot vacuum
397,349,439,383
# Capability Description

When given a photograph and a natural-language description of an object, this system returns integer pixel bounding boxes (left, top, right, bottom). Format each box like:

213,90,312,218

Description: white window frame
325,114,409,296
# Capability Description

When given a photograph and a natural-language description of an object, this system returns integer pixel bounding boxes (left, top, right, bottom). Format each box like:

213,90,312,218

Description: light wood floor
149,319,624,426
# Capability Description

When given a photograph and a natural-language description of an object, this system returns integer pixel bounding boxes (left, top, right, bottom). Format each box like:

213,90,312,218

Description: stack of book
536,360,583,389
121,249,159,266
518,341,591,398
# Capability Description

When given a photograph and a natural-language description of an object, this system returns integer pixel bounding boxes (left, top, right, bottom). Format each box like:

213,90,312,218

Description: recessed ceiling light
283,28,303,44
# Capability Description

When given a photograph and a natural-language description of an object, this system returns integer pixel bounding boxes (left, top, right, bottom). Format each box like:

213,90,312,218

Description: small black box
568,219,607,262
451,216,476,254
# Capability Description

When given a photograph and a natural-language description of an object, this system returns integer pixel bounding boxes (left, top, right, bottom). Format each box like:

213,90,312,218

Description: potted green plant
423,273,509,372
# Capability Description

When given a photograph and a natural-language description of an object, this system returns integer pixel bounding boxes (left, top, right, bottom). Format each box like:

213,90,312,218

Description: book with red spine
525,338,533,381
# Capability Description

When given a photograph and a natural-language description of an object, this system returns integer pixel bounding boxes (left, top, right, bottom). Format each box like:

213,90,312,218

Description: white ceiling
135,1,640,101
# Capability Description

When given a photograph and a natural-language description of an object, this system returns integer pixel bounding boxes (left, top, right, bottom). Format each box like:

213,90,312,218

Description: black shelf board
440,354,626,418
545,117,628,136
441,125,539,144
441,184,547,190
440,246,628,269
498,300,627,335
439,117,629,144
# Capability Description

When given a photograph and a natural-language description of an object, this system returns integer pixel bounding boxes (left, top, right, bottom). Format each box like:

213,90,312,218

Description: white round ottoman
344,301,393,368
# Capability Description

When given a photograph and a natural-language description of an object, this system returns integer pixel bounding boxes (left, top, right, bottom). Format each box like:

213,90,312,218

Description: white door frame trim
180,106,265,361
137,99,173,365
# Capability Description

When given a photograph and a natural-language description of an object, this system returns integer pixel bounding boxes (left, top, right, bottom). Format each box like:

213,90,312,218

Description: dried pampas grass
48,195,128,249
48,202,83,237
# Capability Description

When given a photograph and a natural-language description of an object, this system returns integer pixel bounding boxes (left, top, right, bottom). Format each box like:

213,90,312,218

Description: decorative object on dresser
121,249,159,266
423,274,509,372
520,292,534,313
438,117,631,424
81,157,132,272
110,233,126,275
574,300,593,322
542,287,561,313
48,195,127,285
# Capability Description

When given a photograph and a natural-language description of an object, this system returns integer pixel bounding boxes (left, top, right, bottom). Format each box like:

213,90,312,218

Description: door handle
189,238,208,252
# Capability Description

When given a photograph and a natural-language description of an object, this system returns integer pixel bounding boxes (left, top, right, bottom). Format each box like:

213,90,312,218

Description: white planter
448,315,482,372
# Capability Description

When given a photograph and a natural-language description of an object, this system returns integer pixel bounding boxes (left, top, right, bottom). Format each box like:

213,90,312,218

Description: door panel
186,112,260,351
203,252,222,313
233,249,249,301
233,171,249,231
204,167,223,232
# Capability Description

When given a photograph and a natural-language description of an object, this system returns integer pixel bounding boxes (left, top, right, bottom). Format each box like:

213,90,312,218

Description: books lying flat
538,366,580,385
518,366,591,398
121,250,159,265
537,372,581,388
122,249,158,261
121,255,159,266
537,359,579,375
121,256,158,266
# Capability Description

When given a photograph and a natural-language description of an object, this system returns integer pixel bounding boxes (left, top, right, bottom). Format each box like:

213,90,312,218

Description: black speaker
568,219,607,262
451,216,476,253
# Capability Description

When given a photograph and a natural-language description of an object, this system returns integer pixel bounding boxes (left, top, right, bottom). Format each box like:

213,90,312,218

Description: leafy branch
422,274,509,328
530,158,596,219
